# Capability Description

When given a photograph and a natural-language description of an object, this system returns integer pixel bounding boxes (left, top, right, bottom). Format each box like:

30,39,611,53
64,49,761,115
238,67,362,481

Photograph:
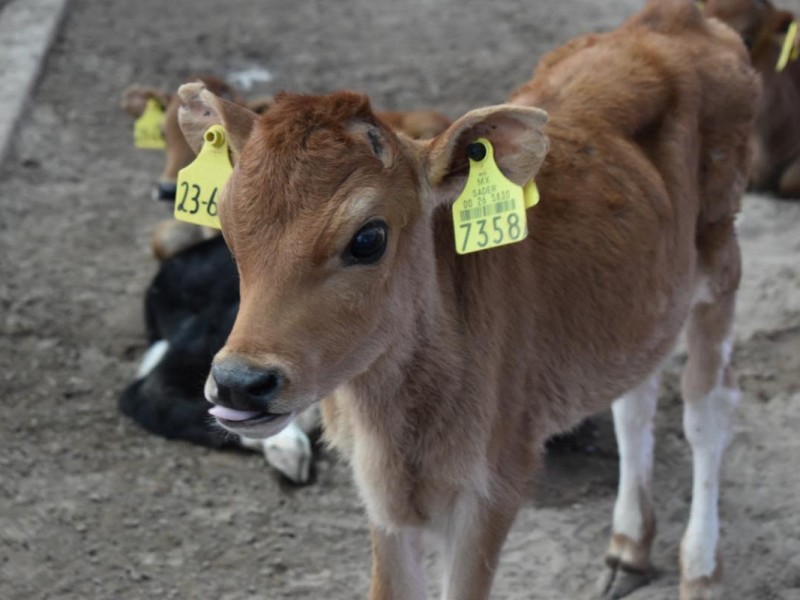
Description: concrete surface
0,0,70,163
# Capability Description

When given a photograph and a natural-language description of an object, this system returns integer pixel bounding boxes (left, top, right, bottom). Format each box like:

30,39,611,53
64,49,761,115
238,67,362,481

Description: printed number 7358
460,213,522,252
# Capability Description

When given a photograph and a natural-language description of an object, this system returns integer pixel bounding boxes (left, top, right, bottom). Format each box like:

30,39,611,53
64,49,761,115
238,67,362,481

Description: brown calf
179,1,758,598
705,0,800,196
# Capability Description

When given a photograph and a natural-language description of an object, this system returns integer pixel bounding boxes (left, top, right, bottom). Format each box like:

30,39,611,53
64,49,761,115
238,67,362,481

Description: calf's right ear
422,104,549,209
177,81,258,157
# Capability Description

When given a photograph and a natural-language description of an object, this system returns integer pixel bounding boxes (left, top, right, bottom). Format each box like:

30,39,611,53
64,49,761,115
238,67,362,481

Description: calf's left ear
177,81,258,158
423,105,549,207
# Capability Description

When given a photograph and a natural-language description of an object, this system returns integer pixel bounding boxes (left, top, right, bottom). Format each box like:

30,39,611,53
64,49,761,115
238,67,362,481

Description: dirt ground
2,0,800,598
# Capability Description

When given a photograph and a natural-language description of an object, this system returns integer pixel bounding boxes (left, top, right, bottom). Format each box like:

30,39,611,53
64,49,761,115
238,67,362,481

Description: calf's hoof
679,576,723,600
597,561,651,599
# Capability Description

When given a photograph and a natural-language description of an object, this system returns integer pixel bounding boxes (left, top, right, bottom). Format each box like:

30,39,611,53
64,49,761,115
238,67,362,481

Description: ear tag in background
174,125,231,229
133,98,167,149
452,138,535,255
776,20,798,72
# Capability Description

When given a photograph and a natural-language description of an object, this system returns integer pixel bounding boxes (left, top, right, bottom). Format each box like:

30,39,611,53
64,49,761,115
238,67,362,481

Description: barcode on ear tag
134,98,167,149
452,137,529,255
174,125,232,229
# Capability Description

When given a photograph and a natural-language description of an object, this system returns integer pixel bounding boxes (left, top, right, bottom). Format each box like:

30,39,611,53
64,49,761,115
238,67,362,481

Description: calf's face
178,83,548,438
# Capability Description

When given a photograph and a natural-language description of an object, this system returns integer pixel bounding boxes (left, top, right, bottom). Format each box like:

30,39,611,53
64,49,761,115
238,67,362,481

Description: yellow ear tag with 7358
776,20,799,72
174,125,232,229
133,98,167,149
452,138,538,255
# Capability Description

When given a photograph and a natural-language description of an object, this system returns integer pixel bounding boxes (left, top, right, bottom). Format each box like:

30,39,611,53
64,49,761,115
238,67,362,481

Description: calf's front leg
369,525,427,600
437,490,522,600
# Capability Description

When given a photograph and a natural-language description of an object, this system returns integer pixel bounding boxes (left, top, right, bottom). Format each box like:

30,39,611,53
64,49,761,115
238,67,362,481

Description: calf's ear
246,96,274,115
177,81,258,157
120,85,169,118
423,104,549,208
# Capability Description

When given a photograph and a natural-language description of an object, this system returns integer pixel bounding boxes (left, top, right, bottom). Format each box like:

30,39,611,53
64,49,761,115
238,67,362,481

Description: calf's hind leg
599,373,660,599
679,227,741,600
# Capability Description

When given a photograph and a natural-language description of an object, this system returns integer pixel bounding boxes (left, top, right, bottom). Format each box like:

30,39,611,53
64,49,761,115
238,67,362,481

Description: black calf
119,235,240,448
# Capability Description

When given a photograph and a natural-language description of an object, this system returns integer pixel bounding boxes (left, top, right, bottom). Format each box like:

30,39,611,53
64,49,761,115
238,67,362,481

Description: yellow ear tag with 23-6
452,138,531,255
133,98,167,149
174,125,232,229
776,20,798,72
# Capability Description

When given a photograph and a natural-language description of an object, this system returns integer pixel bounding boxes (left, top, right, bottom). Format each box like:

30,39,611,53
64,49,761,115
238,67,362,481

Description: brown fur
180,1,758,598
705,0,800,196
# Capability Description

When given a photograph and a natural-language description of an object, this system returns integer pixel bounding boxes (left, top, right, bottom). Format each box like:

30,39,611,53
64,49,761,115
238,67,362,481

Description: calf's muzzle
210,358,286,414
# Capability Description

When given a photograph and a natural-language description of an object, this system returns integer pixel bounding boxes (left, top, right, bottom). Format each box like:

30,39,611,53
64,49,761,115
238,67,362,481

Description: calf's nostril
211,362,286,412
246,370,283,399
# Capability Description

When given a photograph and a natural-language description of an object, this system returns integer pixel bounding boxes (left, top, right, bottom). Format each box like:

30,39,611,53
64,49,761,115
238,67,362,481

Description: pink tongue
209,405,262,421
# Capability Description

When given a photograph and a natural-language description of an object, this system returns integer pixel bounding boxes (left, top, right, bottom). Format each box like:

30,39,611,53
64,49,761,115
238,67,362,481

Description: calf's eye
345,220,388,265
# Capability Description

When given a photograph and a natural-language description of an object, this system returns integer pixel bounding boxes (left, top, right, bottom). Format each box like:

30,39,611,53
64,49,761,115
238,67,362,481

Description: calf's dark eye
345,220,388,265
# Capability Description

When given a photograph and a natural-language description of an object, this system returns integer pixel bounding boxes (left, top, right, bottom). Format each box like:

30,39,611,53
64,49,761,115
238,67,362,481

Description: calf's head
178,82,548,438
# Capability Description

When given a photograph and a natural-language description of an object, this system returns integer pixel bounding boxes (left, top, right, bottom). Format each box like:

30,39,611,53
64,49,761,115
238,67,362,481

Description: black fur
119,236,240,448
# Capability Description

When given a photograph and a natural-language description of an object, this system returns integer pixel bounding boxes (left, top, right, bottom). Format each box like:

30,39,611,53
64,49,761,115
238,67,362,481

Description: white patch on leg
237,435,263,453
135,340,169,378
372,527,427,600
438,492,480,600
261,421,312,484
611,373,660,543
681,381,739,581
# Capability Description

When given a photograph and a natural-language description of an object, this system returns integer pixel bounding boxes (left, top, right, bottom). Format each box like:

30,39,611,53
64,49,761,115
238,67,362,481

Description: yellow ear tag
133,98,167,149
452,138,531,255
776,21,798,72
173,125,232,229
524,179,540,209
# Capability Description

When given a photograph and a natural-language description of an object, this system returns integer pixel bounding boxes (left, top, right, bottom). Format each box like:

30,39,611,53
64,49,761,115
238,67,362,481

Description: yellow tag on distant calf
133,98,167,149
776,21,799,72
452,138,534,255
174,125,232,229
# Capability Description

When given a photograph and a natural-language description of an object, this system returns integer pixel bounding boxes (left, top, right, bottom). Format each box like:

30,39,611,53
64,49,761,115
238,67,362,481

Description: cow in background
706,0,800,197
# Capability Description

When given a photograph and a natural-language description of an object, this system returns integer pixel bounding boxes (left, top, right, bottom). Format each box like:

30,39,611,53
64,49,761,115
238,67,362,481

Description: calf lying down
179,1,759,598
118,236,319,483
